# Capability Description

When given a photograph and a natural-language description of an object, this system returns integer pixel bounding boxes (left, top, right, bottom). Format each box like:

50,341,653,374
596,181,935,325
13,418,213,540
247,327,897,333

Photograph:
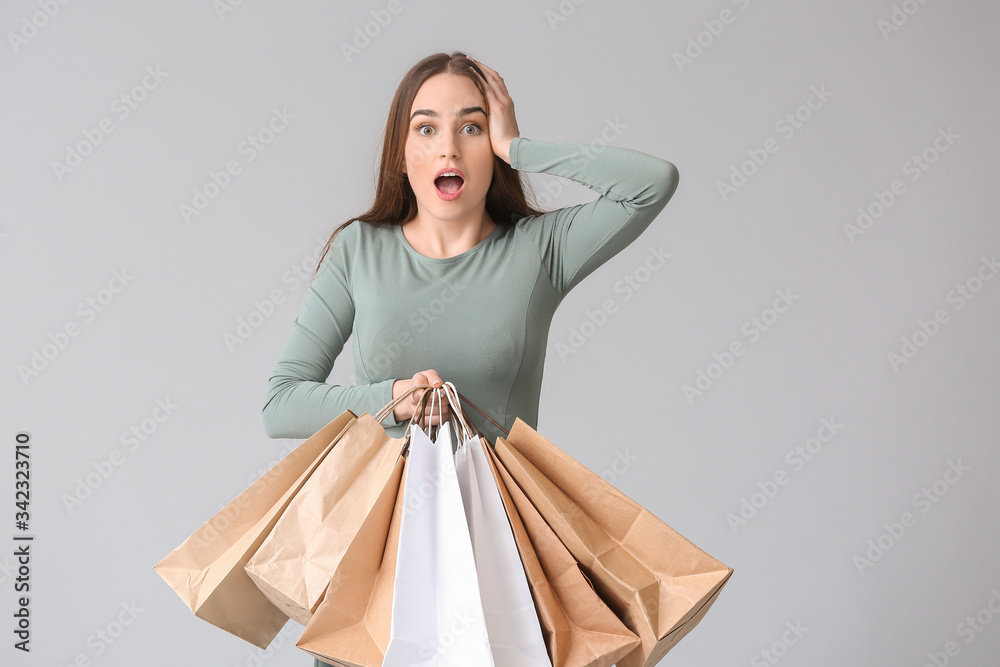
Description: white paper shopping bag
383,419,495,667
455,431,552,667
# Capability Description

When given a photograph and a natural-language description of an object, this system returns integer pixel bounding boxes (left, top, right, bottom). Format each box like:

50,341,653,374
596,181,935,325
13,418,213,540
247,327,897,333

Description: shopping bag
494,418,733,667
481,434,641,667
153,410,355,649
295,447,408,667
245,388,424,625
382,417,495,666
454,423,551,667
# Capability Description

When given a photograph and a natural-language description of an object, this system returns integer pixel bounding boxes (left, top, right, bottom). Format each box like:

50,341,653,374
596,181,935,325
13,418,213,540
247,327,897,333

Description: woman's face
403,72,494,225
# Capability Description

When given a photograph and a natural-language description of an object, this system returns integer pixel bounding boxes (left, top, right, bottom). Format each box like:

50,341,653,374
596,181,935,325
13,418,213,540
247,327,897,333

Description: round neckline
395,221,503,264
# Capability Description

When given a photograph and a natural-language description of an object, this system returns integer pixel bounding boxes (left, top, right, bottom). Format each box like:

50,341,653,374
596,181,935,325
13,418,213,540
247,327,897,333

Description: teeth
439,172,460,178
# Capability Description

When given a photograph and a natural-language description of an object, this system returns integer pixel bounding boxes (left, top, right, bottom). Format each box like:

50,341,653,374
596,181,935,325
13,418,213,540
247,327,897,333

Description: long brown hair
307,51,546,285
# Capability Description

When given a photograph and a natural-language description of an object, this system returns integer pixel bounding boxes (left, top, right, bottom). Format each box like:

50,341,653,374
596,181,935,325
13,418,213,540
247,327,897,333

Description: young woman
262,50,676,457
261,48,677,667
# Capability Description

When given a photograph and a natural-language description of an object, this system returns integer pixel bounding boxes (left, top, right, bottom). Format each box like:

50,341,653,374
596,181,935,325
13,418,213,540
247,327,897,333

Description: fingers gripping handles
373,381,474,443
372,381,511,451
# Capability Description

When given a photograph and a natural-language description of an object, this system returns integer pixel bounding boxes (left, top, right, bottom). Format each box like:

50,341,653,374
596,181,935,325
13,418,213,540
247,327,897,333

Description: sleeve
261,222,403,439
509,135,679,298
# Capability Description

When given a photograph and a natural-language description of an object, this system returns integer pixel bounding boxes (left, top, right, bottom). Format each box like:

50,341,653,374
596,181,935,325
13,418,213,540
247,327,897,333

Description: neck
403,209,497,259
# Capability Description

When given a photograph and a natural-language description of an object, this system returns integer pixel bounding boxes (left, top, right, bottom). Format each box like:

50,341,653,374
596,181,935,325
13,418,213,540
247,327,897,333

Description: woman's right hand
470,58,519,165
392,370,451,425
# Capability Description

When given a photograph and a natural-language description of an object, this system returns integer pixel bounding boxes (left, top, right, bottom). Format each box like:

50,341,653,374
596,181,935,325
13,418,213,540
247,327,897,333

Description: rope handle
374,382,432,423
439,381,474,442
455,389,510,437
371,380,510,444
373,383,435,454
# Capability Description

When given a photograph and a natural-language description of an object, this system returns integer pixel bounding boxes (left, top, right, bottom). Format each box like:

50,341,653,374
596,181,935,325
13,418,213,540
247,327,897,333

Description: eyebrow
409,106,487,122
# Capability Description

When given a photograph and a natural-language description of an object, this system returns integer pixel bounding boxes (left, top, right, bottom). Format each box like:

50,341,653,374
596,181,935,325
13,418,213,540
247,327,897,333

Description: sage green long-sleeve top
261,136,678,446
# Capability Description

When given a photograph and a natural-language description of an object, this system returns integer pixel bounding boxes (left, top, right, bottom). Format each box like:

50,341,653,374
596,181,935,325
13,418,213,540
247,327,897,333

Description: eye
462,122,483,134
416,124,434,136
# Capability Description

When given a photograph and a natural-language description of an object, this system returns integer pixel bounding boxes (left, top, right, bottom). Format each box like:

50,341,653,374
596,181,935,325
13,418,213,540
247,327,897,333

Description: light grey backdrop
3,0,999,665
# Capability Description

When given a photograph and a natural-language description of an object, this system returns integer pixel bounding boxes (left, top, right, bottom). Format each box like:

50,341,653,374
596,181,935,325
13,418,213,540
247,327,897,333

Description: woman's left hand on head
470,59,519,164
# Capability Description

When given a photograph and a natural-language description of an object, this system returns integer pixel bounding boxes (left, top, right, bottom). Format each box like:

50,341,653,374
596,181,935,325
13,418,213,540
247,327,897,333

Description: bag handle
440,381,473,443
371,380,511,440
419,383,475,448
373,383,436,456
373,382,433,423
454,390,510,438
427,386,444,439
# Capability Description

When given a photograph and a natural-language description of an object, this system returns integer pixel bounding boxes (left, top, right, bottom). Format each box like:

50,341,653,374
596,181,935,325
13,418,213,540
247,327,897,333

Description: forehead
410,73,485,114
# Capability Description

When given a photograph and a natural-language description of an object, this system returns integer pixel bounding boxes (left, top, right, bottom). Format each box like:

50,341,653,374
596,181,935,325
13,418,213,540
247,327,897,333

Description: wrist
391,379,408,422
498,137,515,165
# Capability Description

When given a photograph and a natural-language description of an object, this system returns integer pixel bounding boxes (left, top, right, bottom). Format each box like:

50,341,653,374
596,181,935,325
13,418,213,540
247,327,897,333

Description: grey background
3,0,999,665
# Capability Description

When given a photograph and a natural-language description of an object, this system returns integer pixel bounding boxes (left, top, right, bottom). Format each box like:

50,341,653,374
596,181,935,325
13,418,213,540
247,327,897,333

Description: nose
438,132,459,159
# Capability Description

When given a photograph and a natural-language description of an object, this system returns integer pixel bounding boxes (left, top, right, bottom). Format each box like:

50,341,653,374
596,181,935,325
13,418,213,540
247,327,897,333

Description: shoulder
325,220,394,257
333,219,363,248
314,221,363,284
320,220,400,271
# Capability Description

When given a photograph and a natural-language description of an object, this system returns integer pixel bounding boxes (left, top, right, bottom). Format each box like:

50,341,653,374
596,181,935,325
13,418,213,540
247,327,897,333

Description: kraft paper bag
454,431,551,667
153,410,356,649
295,451,407,667
495,418,733,667
245,411,408,625
382,421,495,666
482,434,640,667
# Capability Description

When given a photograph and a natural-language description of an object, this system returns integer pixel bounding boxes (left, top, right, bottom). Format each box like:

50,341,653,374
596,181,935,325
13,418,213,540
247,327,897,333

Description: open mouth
434,172,465,201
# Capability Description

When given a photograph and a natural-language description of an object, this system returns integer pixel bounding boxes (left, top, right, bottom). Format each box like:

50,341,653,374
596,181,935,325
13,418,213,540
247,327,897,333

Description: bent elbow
261,384,290,439
658,160,680,205
261,404,282,439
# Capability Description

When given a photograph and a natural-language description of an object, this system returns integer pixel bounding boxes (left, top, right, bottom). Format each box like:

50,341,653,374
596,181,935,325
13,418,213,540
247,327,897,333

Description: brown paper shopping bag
481,434,641,667
245,386,428,626
495,418,733,667
295,452,407,667
153,410,356,649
